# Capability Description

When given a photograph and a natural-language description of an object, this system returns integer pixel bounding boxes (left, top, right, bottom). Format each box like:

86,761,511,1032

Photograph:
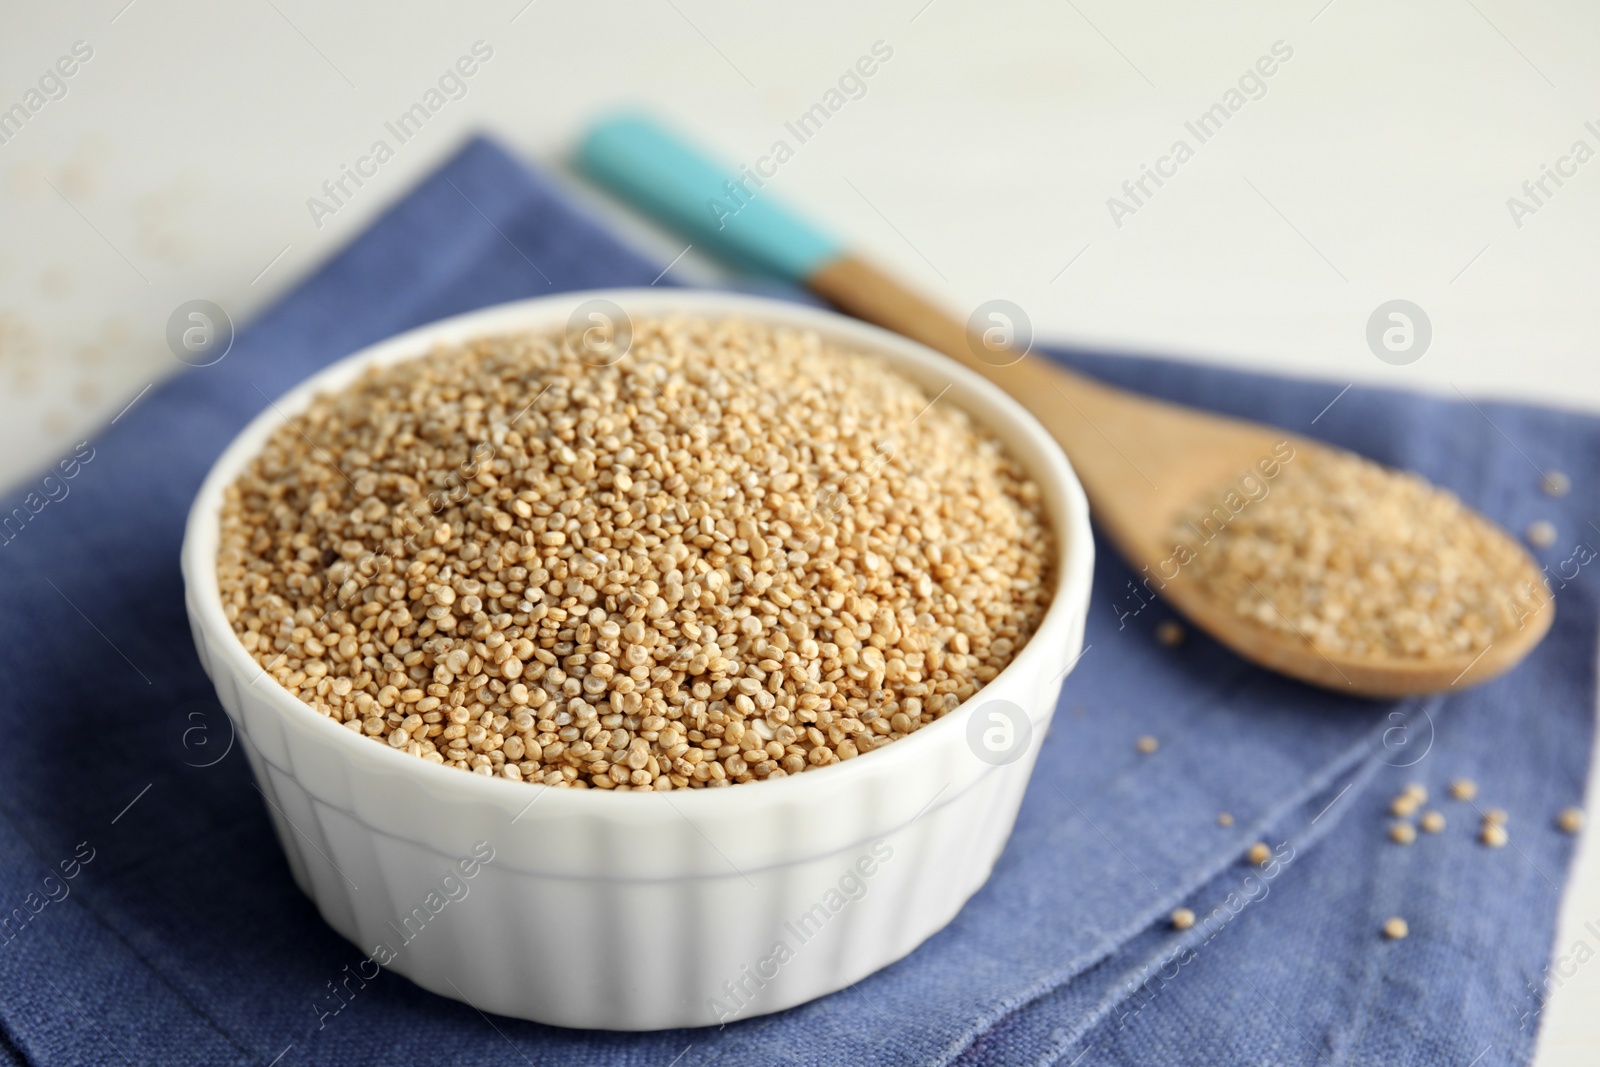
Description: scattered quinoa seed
1449,778,1478,802
1481,824,1509,848
1540,470,1571,497
1172,449,1538,661
1382,917,1409,940
1420,811,1446,834
1389,822,1417,845
1136,735,1159,755
1403,782,1427,803
1391,794,1421,818
1217,812,1234,827
1526,520,1558,549
1247,842,1271,866
1170,908,1196,931
1557,807,1584,834
1483,808,1509,827
215,316,1055,790
1155,620,1185,647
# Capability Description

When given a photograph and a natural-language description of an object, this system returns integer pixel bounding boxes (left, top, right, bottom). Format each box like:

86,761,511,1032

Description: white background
1,0,1596,1061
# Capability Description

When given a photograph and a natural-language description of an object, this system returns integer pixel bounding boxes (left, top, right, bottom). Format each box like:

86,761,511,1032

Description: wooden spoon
578,115,1554,696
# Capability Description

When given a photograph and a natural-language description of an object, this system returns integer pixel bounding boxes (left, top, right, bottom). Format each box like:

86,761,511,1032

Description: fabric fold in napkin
0,135,1592,1067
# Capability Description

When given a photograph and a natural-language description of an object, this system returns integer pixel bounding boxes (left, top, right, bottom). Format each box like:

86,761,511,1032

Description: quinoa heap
217,316,1053,789
1172,449,1533,661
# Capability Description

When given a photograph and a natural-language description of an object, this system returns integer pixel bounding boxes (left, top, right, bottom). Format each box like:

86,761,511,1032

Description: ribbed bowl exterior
181,291,1094,1030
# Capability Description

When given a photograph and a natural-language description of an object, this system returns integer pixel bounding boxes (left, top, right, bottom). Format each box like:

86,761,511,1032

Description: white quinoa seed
1217,812,1234,827
1449,778,1477,802
1175,451,1534,661
1481,824,1509,848
1246,841,1271,866
1382,916,1409,940
1170,908,1196,931
1391,794,1421,819
1155,620,1185,647
1526,520,1558,549
1389,822,1417,845
216,316,1054,790
1420,810,1446,834
1136,735,1159,755
1557,807,1584,834
1540,471,1571,497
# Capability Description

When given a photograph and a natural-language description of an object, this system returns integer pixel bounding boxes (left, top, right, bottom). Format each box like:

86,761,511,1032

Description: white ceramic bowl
181,289,1093,1031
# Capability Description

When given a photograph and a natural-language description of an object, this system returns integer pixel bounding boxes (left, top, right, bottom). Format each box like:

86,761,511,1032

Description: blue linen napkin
0,135,1590,1067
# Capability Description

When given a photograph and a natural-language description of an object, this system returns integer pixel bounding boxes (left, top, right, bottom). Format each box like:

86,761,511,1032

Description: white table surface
3,0,1596,1061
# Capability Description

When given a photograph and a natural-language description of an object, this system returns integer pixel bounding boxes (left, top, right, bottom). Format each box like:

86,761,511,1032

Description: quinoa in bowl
217,315,1054,790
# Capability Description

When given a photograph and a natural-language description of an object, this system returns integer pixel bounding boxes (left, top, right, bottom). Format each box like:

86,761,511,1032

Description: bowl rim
181,288,1095,821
